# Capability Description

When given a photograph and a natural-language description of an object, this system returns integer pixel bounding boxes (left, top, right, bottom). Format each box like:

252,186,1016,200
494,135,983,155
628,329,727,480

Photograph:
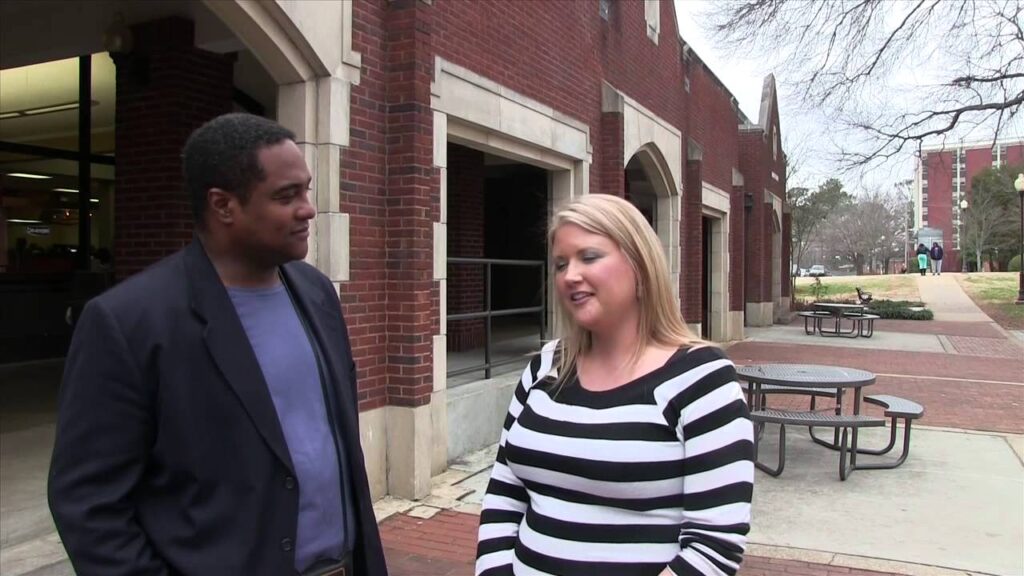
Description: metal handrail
446,257,545,379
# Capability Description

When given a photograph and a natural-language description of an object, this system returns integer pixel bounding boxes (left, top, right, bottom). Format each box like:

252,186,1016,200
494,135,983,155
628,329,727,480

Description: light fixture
90,198,99,203
5,172,52,179
103,12,134,55
0,100,99,121
7,219,44,224
53,188,79,193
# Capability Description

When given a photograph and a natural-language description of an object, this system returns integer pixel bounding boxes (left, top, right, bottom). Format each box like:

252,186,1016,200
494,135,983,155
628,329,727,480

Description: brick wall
446,145,485,351
600,112,625,197
431,0,689,206
342,0,788,406
343,0,390,411
380,0,438,408
730,185,746,311
113,17,233,279
682,160,703,323
739,131,768,304
686,60,740,193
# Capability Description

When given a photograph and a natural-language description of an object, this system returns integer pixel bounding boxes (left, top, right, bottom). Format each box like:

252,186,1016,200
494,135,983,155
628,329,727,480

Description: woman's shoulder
658,343,735,382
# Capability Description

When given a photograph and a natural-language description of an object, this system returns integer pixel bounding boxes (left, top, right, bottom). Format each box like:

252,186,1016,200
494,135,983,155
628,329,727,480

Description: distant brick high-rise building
914,138,1024,271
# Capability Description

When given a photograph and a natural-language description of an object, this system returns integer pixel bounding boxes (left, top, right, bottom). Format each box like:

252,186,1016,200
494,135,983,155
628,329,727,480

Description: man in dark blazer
48,113,388,576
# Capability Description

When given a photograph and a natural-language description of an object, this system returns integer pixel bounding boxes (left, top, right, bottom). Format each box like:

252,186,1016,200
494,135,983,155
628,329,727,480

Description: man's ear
208,188,236,225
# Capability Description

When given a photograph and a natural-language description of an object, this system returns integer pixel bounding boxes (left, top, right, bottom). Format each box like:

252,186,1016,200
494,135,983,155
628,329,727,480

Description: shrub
1010,254,1022,272
865,299,933,320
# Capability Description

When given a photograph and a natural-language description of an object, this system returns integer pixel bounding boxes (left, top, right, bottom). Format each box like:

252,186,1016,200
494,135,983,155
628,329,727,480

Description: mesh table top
735,363,876,388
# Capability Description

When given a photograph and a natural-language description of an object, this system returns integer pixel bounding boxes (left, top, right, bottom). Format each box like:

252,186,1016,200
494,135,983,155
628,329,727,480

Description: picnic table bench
738,364,924,480
798,304,879,338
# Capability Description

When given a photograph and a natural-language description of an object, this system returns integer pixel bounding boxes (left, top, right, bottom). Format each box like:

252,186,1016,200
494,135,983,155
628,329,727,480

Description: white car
808,265,829,277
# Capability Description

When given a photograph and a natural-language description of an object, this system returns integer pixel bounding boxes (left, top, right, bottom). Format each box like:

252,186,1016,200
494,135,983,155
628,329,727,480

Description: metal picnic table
737,363,884,479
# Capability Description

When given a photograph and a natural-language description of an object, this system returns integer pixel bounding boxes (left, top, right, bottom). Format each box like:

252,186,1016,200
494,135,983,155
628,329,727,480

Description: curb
746,543,997,576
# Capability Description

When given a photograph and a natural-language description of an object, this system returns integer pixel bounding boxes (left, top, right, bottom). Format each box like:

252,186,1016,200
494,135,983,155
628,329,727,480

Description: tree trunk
975,249,982,271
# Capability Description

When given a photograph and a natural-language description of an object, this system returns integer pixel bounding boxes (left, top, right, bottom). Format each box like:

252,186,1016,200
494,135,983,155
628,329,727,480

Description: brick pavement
783,317,1005,338
726,341,1022,384
379,511,902,576
946,335,1023,358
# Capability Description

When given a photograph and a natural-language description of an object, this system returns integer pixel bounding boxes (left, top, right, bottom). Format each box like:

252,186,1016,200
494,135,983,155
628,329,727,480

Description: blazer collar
183,239,295,474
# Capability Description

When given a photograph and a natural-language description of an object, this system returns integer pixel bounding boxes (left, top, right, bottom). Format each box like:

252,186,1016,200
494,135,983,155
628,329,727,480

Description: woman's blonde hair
547,193,703,387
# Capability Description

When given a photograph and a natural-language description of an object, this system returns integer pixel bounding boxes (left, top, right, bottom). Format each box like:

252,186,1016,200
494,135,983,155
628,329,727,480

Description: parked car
808,265,829,277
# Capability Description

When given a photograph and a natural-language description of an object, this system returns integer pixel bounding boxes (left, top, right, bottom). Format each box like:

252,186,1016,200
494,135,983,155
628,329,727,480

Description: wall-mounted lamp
744,192,754,211
103,13,134,55
104,12,149,87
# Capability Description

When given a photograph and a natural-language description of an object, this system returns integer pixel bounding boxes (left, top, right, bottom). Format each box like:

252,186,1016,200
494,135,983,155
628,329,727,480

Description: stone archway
626,143,679,287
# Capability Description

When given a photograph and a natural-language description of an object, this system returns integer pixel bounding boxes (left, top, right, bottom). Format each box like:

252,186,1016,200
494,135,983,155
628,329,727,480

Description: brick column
599,111,625,197
682,160,702,324
113,17,233,279
782,210,792,299
730,185,745,312
383,0,437,499
446,146,485,352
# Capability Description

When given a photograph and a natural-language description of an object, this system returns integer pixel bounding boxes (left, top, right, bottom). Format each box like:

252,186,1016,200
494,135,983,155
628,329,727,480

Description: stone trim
701,184,731,342
431,57,592,164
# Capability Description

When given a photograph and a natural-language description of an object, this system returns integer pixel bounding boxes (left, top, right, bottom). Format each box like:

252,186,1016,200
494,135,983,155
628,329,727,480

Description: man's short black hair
182,113,296,226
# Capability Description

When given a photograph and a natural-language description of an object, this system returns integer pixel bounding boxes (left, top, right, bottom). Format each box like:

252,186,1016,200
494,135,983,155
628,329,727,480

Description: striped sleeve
475,340,558,576
664,348,754,576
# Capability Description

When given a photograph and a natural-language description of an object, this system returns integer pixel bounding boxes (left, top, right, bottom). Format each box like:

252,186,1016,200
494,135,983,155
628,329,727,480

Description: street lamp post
1015,173,1024,304
960,199,969,273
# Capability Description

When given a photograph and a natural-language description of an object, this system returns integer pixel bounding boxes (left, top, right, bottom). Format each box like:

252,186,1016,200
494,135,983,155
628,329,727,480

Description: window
645,0,660,42
997,144,1009,166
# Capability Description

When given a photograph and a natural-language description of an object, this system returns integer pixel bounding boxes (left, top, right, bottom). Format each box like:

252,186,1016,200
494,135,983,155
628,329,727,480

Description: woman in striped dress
475,194,754,576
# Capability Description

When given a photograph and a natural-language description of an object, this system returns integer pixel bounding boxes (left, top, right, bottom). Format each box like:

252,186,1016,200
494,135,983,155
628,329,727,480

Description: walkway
914,273,991,322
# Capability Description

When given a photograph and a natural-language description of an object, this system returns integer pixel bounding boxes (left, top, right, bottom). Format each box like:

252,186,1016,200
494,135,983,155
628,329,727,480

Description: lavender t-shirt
228,283,350,572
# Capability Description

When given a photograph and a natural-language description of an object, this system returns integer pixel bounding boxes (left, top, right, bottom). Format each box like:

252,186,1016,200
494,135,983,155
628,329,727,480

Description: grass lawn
794,274,921,302
956,272,1024,330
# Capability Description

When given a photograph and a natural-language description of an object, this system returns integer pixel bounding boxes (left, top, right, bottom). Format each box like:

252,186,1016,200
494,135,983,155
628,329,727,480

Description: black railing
447,257,546,379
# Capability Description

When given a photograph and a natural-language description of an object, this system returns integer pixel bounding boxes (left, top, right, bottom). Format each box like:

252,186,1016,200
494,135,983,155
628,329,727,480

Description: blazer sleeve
48,299,169,576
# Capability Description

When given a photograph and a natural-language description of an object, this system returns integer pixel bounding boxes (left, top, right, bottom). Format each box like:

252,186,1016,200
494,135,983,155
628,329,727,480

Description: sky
671,0,1022,196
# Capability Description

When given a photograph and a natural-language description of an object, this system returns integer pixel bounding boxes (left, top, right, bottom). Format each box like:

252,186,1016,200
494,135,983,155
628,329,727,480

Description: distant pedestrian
916,243,929,276
930,242,944,275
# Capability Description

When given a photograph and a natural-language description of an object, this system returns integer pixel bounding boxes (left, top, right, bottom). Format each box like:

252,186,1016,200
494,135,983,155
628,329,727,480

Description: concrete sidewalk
914,274,992,323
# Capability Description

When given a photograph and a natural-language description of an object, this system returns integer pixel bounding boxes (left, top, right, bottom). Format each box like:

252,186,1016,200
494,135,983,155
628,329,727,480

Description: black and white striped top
476,340,754,576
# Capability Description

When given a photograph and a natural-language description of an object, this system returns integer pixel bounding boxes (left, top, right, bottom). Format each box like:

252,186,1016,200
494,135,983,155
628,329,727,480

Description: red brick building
1,0,789,501
914,139,1024,270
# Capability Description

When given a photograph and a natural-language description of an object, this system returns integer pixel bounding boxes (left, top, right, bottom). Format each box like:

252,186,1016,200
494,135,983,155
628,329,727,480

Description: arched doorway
624,143,679,297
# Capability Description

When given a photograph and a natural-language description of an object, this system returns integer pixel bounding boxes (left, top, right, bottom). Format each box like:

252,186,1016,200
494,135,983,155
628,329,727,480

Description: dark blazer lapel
183,241,295,474
279,265,359,425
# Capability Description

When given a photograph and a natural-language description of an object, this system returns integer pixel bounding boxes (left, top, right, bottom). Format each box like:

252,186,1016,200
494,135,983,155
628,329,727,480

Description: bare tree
821,189,905,275
708,0,1024,167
